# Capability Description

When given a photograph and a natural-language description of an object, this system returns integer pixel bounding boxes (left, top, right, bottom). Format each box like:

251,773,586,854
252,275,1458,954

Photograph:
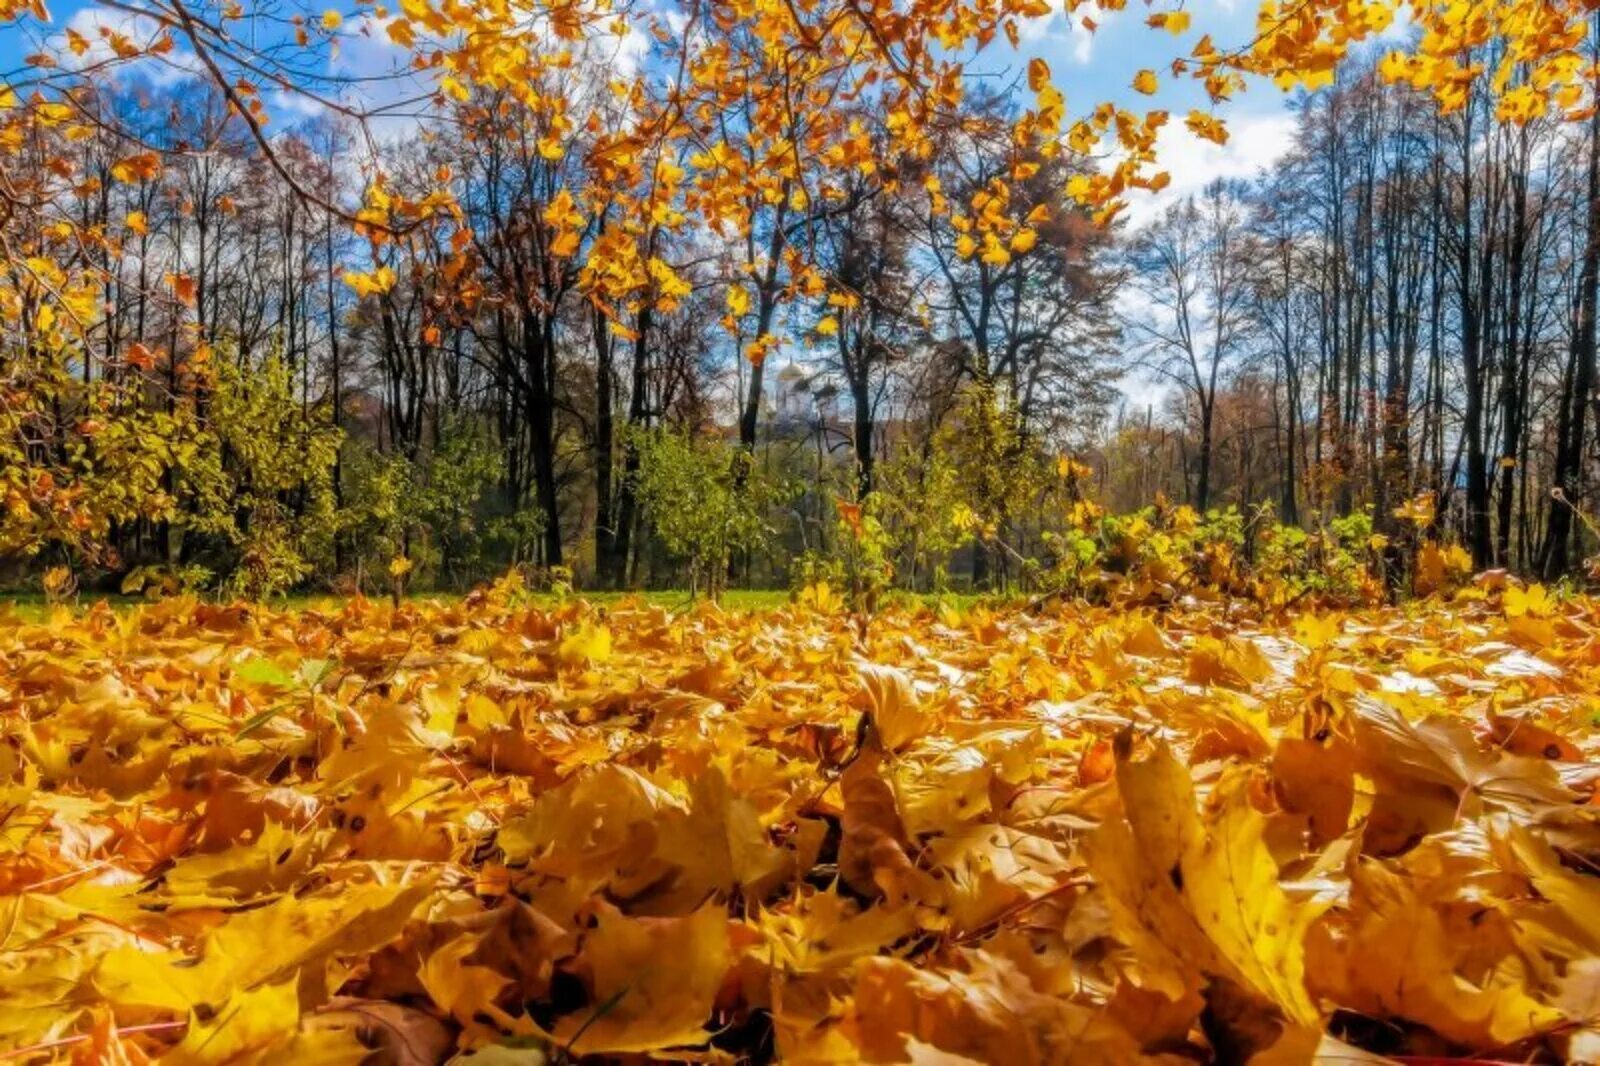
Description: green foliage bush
630,426,786,599
6,351,1476,606
179,354,343,598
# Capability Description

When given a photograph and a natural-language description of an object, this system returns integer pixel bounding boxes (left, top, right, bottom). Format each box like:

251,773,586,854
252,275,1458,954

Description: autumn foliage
5,0,1600,1058
2,574,1600,1062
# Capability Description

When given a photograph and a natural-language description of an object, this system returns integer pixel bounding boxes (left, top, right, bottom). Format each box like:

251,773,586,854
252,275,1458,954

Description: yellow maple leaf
95,883,432,1012
162,976,304,1065
1084,743,1327,1030
419,931,511,1025
1503,582,1554,618
557,621,612,666
552,903,731,1054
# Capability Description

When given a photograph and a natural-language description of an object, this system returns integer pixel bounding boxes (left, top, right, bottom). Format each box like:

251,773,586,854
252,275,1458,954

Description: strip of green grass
1,586,991,622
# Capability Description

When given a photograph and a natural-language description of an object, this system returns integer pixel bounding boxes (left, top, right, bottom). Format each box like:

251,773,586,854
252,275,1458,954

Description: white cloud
1378,5,1416,42
1069,8,1115,65
1111,281,1172,399
1072,27,1094,65
1015,12,1065,47
1014,4,1111,64
1117,368,1176,414
53,7,202,87
1119,109,1296,228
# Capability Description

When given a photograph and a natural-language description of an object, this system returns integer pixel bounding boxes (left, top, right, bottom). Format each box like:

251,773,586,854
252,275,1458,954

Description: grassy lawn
0,585,993,622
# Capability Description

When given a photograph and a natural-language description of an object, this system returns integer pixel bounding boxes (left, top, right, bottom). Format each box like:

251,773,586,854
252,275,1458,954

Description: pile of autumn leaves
2,579,1600,1064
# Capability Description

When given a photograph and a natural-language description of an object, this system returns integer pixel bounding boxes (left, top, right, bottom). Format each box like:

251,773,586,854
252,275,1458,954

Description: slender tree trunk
326,216,345,574
593,307,615,585
1496,149,1529,568
850,371,873,499
525,313,562,568
737,220,785,455
1544,98,1600,577
1459,104,1494,569
609,305,651,588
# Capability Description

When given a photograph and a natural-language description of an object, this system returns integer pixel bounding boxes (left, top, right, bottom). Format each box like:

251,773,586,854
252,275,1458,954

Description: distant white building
776,362,808,421
772,359,843,427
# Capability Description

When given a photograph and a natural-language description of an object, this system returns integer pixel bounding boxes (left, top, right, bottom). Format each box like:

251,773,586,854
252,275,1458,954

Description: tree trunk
1544,97,1600,577
608,306,652,588
593,307,615,585
1459,118,1493,570
525,313,562,568
851,372,873,499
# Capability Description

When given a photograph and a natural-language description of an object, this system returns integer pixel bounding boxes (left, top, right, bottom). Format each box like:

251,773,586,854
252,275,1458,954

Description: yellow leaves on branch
164,272,197,305
343,264,397,298
8,0,1567,322
1147,9,1191,35
1185,109,1228,145
109,151,160,184
543,187,584,258
1043,0,1598,216
1246,0,1594,121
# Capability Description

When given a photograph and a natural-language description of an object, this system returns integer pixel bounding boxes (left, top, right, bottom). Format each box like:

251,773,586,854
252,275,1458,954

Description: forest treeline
3,33,1599,600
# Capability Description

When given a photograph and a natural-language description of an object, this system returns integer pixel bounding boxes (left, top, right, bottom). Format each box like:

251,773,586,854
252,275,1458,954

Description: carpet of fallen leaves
4,580,1600,1065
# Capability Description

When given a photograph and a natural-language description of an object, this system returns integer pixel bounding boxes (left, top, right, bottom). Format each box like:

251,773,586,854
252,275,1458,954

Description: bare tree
1125,181,1255,512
